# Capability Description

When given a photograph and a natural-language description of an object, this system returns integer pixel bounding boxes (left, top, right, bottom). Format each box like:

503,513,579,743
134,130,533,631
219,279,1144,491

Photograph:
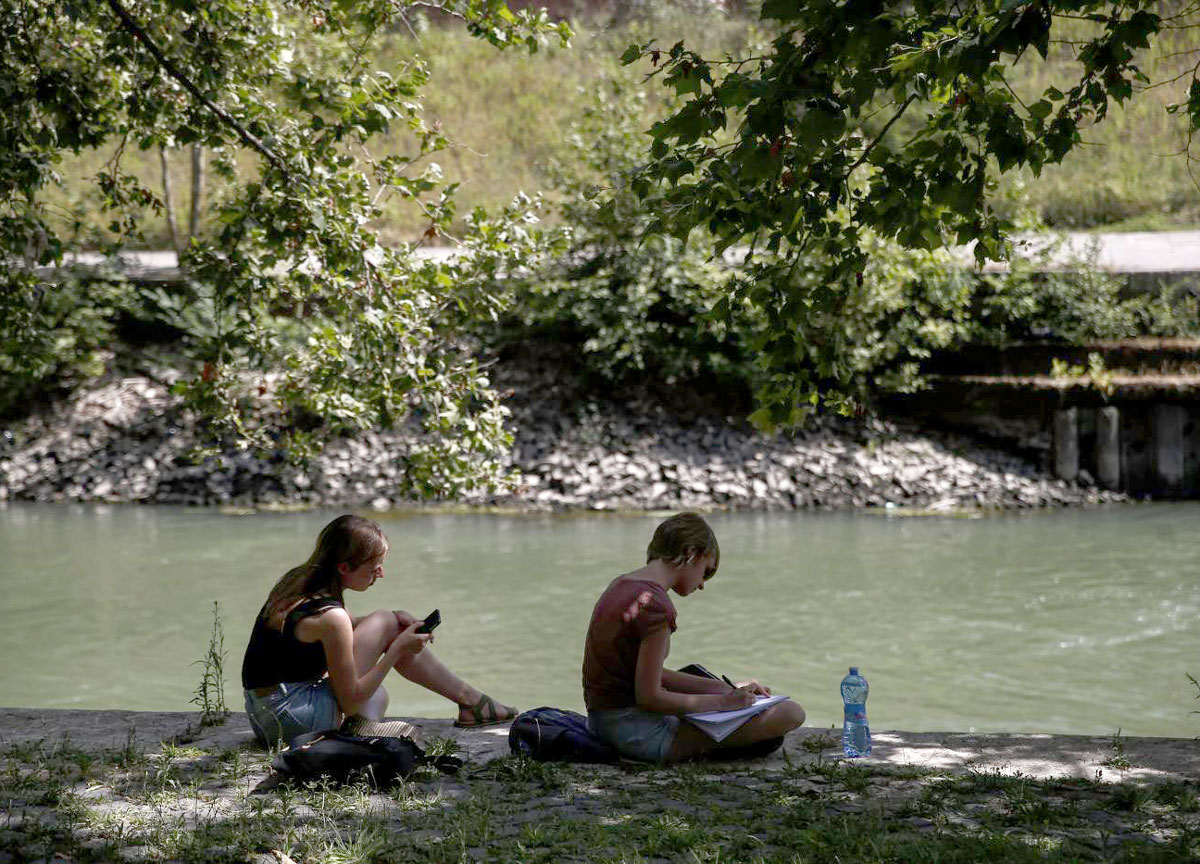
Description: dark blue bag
508,707,619,763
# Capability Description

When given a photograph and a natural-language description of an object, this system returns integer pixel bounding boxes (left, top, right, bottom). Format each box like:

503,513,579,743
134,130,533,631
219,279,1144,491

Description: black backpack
508,707,619,763
272,731,463,787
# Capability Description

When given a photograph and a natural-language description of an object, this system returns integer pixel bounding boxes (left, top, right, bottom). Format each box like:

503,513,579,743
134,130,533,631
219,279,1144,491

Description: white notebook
684,694,789,742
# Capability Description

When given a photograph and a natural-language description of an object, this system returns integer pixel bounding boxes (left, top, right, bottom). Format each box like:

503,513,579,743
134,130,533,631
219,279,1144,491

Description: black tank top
241,596,343,689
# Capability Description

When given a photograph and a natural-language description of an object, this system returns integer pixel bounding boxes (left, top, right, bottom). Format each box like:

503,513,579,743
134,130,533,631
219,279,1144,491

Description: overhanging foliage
623,0,1200,426
1,0,569,494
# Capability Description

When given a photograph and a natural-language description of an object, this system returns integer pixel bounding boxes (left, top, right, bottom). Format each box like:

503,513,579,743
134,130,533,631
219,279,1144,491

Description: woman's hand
392,610,419,630
717,685,756,710
737,679,771,697
385,620,431,662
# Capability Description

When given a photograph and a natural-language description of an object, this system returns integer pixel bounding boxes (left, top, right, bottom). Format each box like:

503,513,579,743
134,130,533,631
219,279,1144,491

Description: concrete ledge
2,708,1195,783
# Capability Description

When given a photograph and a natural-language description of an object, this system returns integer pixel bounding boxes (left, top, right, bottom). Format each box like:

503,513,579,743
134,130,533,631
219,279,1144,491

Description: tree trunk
160,147,182,257
189,144,205,241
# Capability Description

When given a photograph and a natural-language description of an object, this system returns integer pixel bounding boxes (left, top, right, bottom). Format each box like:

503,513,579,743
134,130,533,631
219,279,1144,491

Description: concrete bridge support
1152,404,1186,497
1096,407,1121,490
1053,403,1196,497
1053,408,1078,482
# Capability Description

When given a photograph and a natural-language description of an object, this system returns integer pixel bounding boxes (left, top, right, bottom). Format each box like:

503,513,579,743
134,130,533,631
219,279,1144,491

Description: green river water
1,503,1197,737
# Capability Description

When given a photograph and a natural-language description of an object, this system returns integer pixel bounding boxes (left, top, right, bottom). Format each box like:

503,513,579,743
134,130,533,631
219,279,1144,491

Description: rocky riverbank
2,709,1198,863
0,364,1124,511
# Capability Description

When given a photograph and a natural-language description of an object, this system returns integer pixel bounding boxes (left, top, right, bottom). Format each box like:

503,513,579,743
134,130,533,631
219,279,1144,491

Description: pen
721,674,737,690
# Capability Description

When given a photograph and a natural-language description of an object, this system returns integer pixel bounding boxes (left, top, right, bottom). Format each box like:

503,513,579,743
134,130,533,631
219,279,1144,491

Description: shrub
498,78,756,405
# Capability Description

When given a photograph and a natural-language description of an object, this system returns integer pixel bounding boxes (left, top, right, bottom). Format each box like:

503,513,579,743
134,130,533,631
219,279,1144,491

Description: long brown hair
263,514,390,628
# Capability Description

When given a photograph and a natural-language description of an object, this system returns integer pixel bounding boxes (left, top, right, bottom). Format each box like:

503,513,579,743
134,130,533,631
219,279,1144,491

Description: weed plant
1102,728,1135,773
190,601,229,728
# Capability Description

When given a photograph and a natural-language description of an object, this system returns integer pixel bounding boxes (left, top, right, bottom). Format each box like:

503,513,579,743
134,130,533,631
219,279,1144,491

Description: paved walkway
2,708,1197,784
57,230,1200,282
973,230,1200,274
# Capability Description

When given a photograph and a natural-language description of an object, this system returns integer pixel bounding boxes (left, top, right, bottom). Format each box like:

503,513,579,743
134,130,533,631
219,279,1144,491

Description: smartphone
414,608,441,634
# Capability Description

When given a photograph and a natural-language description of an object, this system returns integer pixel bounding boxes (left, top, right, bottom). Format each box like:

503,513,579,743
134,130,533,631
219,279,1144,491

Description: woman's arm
662,670,772,697
661,668,730,695
307,609,425,716
634,628,755,715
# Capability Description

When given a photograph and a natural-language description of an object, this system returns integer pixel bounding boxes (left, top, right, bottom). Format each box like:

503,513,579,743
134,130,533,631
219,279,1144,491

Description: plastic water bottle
840,667,871,758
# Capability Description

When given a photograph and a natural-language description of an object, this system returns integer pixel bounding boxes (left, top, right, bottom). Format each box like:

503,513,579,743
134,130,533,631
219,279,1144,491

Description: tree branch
189,144,205,240
160,146,182,256
103,0,290,178
847,94,917,175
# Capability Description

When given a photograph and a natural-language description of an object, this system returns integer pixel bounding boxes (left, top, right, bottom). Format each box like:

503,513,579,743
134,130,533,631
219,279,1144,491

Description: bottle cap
849,667,858,675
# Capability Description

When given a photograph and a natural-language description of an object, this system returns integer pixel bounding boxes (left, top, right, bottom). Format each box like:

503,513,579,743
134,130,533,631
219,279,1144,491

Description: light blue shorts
588,707,681,763
244,679,339,748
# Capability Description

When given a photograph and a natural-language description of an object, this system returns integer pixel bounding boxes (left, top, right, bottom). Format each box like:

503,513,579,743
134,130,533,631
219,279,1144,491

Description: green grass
3,731,1200,863
993,14,1200,230
41,5,1200,252
41,6,758,250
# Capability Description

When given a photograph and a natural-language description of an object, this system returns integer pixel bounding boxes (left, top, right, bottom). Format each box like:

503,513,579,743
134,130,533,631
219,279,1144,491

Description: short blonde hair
646,512,719,573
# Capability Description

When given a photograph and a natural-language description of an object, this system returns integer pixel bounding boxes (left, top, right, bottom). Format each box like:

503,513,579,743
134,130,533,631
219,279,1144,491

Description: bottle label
843,704,865,721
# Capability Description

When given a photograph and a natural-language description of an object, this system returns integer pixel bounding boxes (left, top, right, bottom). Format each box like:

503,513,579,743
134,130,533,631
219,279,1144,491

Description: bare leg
351,610,399,672
399,649,517,725
667,700,806,763
358,685,389,721
394,646,475,704
350,610,514,724
346,611,399,721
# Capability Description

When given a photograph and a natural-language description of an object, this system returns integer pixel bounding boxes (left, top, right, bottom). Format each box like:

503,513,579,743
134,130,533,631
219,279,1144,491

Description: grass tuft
190,601,229,728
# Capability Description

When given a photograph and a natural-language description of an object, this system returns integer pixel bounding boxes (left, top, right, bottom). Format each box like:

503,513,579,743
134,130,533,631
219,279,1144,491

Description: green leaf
671,69,702,96
760,0,802,22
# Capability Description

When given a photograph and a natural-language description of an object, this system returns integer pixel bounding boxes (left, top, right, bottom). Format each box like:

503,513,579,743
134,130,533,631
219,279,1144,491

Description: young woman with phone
582,512,805,762
241,514,516,746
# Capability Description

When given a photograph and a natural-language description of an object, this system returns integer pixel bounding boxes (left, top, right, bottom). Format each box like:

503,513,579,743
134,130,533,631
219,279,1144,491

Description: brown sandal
454,694,517,728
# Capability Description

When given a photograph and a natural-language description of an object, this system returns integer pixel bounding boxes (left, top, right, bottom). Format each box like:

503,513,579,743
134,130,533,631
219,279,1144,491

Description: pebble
0,367,1127,512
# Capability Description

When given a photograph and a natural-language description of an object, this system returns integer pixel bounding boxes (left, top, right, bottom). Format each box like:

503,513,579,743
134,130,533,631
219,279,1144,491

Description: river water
1,503,1197,737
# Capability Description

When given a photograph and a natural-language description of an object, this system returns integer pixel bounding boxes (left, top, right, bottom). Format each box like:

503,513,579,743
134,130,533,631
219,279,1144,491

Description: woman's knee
777,700,805,732
356,609,399,636
351,610,401,670
750,700,804,740
352,610,399,651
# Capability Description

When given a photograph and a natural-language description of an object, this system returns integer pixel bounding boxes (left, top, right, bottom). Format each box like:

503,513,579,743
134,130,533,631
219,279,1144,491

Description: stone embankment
0,368,1123,511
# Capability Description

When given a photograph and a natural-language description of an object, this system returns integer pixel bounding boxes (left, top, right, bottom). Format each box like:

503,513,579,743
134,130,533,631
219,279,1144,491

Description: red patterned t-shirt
582,578,677,710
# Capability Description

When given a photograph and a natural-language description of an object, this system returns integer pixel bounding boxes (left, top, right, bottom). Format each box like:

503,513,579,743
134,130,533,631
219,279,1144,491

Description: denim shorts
588,707,681,763
244,679,339,748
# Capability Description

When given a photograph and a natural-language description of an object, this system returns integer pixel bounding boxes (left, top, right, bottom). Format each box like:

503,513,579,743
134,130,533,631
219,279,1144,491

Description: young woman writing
241,514,516,746
582,512,805,762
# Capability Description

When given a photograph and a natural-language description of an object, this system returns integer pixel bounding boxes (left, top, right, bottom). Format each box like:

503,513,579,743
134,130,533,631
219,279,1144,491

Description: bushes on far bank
492,80,1200,418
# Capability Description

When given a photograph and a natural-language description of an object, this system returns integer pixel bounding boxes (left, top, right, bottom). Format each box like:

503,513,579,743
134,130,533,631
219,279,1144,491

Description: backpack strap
424,753,464,775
